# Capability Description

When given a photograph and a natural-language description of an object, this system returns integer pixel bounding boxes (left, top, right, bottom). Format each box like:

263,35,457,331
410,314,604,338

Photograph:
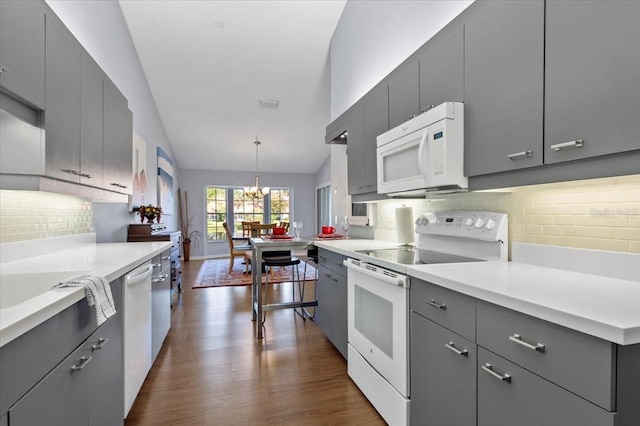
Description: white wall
330,0,473,120
45,0,179,238
178,168,317,259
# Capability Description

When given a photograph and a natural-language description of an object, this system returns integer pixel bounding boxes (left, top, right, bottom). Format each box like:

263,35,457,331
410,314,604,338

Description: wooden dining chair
223,222,251,273
241,221,259,238
250,223,276,238
278,221,289,233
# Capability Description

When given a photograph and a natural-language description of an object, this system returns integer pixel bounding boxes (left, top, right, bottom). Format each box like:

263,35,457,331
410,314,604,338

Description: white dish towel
52,275,116,325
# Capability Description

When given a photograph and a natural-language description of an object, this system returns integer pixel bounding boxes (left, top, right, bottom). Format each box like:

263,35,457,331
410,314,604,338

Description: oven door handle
343,260,409,288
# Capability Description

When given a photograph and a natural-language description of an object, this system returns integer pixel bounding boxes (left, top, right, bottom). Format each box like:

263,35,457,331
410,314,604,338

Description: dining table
250,235,318,339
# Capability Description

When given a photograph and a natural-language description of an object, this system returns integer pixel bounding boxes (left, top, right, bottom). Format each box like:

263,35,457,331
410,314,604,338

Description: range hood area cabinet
0,0,133,199
464,0,640,179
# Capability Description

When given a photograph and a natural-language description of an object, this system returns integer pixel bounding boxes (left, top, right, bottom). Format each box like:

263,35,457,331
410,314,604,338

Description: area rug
193,258,317,288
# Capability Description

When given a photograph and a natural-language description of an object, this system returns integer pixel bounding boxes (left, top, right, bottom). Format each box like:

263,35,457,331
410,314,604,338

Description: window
206,187,227,241
205,186,292,241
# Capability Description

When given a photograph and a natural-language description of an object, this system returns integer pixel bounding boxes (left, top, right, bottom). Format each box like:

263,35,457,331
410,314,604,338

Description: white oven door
347,263,409,396
376,126,428,195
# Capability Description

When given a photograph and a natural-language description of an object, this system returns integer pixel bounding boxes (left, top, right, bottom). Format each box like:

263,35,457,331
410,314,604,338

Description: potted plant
138,204,162,224
178,189,202,261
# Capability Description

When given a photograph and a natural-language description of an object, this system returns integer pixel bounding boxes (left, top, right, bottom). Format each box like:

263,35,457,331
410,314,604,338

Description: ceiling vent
259,99,279,109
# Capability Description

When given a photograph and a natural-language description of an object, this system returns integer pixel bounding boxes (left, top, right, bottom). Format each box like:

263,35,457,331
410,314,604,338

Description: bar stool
301,247,318,319
262,251,303,324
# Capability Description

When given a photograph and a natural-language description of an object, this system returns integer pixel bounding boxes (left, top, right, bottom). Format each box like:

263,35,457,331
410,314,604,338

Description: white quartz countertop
0,241,172,347
407,261,640,345
315,240,640,345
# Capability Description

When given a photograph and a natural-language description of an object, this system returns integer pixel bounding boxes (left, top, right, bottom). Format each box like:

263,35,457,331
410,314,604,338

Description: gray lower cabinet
314,249,347,359
80,51,105,188
411,312,476,426
387,60,419,129
544,1,640,164
418,26,464,110
9,311,123,426
477,347,615,426
0,0,45,109
44,12,82,183
464,0,544,176
103,77,133,194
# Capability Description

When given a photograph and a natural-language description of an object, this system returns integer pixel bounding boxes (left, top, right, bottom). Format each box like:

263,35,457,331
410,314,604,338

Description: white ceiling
118,0,347,175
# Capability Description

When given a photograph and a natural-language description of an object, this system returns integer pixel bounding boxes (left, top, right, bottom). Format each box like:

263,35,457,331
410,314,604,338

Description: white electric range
344,210,508,425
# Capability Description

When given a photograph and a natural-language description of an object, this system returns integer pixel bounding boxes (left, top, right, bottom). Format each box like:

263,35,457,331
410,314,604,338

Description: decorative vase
146,215,155,224
183,239,191,262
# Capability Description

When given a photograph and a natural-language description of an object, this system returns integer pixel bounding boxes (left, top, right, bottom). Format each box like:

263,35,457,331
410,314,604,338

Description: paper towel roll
396,206,414,245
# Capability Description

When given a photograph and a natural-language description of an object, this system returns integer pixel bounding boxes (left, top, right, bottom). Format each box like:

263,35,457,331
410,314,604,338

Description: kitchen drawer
477,347,615,426
318,248,347,278
477,301,615,410
411,278,476,342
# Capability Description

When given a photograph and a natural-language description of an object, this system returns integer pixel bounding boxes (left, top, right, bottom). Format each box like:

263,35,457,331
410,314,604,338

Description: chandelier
245,137,270,198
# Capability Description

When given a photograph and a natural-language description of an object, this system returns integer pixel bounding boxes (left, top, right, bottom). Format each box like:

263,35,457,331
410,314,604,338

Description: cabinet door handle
445,341,468,357
481,363,511,382
162,256,171,260
404,113,417,122
152,263,162,268
426,299,447,310
509,333,545,352
550,139,583,151
0,64,7,73
153,273,169,282
420,105,435,114
71,356,92,372
91,337,109,351
507,150,532,160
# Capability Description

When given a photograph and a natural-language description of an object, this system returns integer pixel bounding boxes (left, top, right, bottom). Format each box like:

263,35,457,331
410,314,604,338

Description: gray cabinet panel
315,264,333,341
346,102,365,195
464,0,544,176
87,311,124,426
0,0,45,109
477,301,615,410
545,1,640,164
477,348,615,426
411,278,476,341
418,27,464,109
103,78,133,194
44,14,81,182
388,60,419,129
363,83,388,195
9,337,90,426
80,52,104,187
332,273,348,359
411,313,476,426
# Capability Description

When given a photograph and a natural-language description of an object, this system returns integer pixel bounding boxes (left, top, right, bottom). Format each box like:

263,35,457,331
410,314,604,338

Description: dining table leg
252,246,264,339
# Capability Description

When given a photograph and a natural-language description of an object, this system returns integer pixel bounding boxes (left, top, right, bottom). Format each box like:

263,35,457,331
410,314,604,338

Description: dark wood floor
124,259,385,425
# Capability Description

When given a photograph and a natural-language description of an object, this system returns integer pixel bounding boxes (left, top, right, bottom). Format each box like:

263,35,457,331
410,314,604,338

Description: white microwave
376,102,467,196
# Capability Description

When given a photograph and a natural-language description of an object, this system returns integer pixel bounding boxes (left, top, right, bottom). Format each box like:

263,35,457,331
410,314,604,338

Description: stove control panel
415,210,508,242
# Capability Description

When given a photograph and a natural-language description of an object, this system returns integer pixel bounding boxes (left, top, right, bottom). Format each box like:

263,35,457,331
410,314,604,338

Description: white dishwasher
123,261,153,418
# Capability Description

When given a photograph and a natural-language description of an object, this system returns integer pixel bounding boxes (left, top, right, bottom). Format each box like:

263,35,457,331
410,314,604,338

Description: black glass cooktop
355,248,483,265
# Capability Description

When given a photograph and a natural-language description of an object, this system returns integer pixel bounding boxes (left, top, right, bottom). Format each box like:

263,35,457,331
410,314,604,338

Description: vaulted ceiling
119,0,346,175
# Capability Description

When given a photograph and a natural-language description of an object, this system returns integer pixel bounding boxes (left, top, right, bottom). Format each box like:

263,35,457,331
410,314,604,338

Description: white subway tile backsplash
0,190,93,244
376,174,639,253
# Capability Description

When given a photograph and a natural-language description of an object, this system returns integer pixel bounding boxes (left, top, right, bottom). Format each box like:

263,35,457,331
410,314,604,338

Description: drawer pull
550,139,583,151
509,334,545,352
91,337,109,351
482,363,511,382
445,341,468,357
426,299,447,310
152,273,169,283
162,256,171,260
152,263,162,268
507,150,532,160
71,356,92,372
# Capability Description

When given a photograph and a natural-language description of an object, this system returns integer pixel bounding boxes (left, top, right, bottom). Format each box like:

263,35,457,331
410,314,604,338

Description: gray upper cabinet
0,0,45,109
80,52,105,188
464,0,544,176
103,77,133,194
418,26,464,110
388,60,419,129
44,14,82,183
346,102,365,195
362,83,388,194
544,1,640,164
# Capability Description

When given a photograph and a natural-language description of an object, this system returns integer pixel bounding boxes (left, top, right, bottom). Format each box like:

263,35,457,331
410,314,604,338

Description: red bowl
273,227,286,235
